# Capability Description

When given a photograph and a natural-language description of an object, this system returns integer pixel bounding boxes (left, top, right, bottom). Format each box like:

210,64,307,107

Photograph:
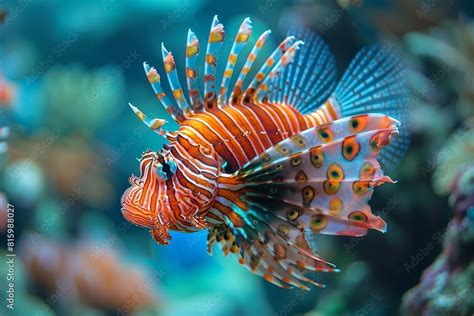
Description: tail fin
329,45,410,169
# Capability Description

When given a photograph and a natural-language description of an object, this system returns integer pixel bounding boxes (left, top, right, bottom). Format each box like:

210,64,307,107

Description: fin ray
218,18,253,105
185,29,204,112
331,45,410,169
204,15,225,110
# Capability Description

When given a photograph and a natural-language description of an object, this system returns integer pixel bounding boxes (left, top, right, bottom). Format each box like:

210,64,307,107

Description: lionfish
121,16,409,289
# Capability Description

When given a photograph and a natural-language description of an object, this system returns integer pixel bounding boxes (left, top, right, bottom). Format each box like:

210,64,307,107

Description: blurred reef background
0,0,473,315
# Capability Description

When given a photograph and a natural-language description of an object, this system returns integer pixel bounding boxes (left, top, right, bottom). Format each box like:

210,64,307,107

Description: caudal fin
330,45,410,169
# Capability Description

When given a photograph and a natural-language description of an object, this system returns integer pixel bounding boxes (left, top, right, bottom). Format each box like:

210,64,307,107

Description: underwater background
1,0,474,315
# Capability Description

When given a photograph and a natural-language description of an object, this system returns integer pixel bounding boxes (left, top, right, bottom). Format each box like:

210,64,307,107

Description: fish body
121,16,409,289
176,100,339,172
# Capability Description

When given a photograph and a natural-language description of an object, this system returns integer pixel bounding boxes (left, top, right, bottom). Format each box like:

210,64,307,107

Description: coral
8,134,114,208
401,131,474,315
41,64,124,133
433,119,474,195
19,233,159,314
404,20,474,120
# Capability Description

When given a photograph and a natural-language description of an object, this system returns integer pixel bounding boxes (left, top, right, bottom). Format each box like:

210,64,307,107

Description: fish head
121,141,220,245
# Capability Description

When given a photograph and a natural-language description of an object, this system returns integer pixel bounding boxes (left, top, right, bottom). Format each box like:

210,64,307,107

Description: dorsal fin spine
185,29,204,113
230,30,271,105
143,62,184,122
244,36,295,101
257,40,303,102
128,103,167,135
287,29,312,106
204,15,225,110
161,43,191,116
218,17,253,106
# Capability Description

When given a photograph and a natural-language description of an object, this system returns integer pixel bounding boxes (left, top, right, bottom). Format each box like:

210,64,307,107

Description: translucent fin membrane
332,45,410,169
257,40,303,102
243,36,296,102
260,27,337,113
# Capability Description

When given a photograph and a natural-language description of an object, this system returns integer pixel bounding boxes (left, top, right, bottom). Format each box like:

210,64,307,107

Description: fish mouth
120,186,155,229
121,186,172,245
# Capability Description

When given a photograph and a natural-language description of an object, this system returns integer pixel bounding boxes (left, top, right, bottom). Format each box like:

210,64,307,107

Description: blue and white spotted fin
331,45,410,169
228,114,400,237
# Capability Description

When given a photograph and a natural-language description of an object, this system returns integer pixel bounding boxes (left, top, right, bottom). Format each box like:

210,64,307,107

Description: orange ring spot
360,162,376,180
323,180,341,195
317,127,333,143
349,114,368,133
310,214,327,231
295,170,308,183
327,163,344,180
310,146,324,168
329,198,343,215
353,181,370,196
302,186,315,206
342,135,361,161
348,211,368,222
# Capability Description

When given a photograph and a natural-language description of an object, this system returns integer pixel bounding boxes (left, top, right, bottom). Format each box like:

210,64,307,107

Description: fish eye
154,155,177,180
161,162,173,178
